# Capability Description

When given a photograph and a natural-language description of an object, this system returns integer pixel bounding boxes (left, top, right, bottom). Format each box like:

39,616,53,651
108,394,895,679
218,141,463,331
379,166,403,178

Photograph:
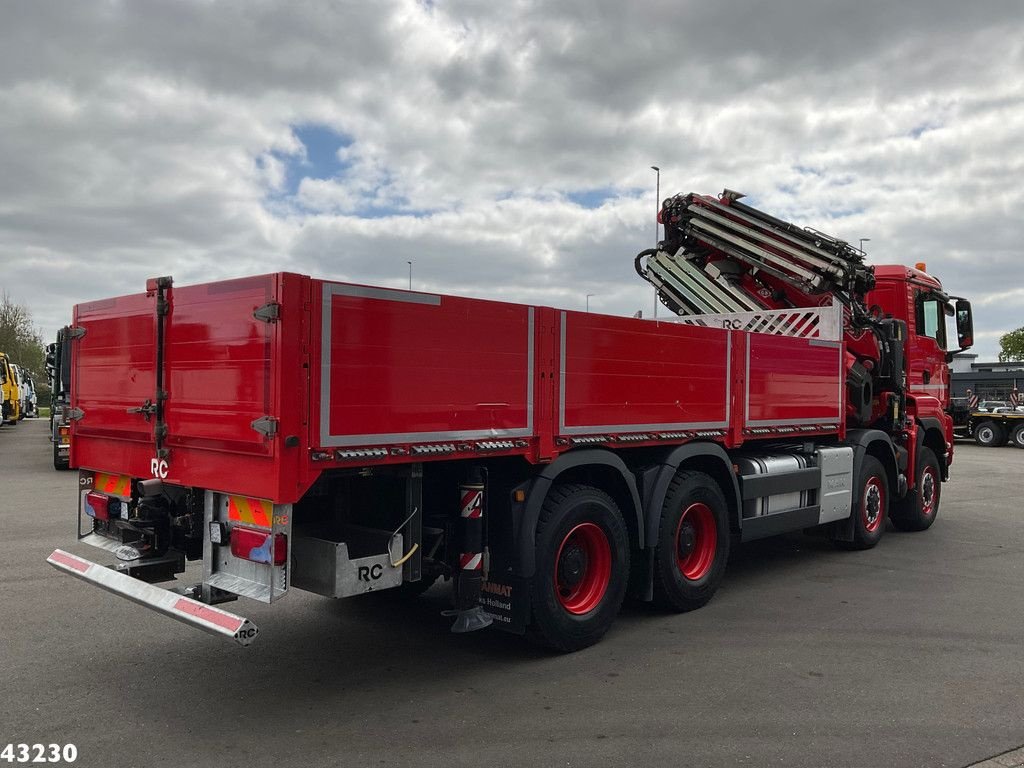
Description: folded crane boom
636,190,876,319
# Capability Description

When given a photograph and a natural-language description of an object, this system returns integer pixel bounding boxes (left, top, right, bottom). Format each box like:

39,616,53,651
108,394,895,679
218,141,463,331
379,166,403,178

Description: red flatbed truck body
71,274,845,504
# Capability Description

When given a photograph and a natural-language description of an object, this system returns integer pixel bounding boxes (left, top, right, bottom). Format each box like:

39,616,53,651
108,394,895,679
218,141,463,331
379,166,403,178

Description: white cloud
1,0,1023,361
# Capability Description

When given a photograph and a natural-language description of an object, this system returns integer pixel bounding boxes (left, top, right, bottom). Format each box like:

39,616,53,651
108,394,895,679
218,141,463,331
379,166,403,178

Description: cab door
908,290,949,407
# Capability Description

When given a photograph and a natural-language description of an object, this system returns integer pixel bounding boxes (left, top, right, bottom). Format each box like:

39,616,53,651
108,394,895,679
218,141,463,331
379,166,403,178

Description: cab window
916,293,947,349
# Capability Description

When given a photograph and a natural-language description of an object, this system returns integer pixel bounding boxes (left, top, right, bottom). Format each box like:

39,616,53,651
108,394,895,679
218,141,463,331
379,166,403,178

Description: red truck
48,190,975,651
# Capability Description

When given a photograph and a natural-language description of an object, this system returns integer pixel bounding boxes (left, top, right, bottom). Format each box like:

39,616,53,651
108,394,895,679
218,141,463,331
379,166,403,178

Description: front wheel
652,471,730,612
528,484,630,652
890,447,941,531
835,455,888,550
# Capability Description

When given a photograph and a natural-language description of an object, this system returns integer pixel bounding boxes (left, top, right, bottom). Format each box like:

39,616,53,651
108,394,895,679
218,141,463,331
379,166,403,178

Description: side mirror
955,298,974,350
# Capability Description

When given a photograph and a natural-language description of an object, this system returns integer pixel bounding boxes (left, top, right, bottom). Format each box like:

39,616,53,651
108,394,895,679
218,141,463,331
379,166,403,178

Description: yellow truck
0,352,21,425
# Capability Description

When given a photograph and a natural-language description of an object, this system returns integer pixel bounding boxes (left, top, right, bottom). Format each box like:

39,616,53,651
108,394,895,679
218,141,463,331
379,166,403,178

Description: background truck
48,189,974,652
966,411,1024,448
45,328,74,469
0,351,20,425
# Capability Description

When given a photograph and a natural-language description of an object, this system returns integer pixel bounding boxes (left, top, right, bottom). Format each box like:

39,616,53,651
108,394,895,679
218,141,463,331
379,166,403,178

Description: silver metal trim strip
746,418,841,427
325,283,441,306
562,420,729,435
320,283,534,448
559,311,567,433
326,428,533,447
725,333,732,425
808,339,842,348
527,307,535,432
745,338,751,423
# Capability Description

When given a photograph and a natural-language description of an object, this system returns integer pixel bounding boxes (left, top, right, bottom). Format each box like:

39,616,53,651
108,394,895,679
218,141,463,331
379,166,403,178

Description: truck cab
867,264,973,450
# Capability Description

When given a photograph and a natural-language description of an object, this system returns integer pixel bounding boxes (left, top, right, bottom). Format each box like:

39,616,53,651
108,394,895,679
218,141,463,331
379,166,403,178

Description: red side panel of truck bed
72,273,844,504
559,312,731,434
316,283,534,447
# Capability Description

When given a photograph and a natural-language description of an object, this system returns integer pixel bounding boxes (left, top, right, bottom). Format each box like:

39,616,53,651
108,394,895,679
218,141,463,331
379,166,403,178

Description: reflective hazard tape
172,598,245,633
460,489,483,518
48,549,90,573
459,552,482,570
94,473,132,496
228,496,273,528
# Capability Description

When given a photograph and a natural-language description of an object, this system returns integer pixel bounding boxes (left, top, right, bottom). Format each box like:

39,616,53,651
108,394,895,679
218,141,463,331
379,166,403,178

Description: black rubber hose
635,248,657,279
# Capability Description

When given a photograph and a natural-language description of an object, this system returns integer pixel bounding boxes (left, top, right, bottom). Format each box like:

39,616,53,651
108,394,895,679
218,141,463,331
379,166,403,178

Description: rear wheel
1012,424,1024,449
835,455,888,550
52,440,70,471
652,471,730,612
890,447,940,531
973,421,1003,447
528,484,630,652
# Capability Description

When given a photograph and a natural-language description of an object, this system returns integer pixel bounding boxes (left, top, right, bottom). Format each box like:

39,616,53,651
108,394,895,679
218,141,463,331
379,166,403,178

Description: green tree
0,292,45,380
998,327,1024,362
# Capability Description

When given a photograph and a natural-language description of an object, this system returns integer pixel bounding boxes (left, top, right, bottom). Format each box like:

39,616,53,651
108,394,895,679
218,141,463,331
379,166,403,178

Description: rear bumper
46,549,259,646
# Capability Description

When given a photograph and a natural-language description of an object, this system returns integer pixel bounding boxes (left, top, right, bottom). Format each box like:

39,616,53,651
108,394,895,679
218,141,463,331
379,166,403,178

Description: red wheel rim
862,476,885,532
554,522,612,615
675,502,717,581
920,465,938,517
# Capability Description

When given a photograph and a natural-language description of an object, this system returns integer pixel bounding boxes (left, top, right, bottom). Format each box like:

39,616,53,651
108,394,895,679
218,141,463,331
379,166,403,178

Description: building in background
950,353,1024,400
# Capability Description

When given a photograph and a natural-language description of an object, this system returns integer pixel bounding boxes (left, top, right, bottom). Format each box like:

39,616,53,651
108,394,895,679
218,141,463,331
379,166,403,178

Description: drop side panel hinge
251,416,279,437
66,408,85,421
67,327,87,340
254,302,280,323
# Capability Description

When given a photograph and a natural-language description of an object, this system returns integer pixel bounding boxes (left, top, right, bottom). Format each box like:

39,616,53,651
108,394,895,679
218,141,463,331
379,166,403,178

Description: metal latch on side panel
251,416,278,437
66,408,85,421
253,302,280,323
67,326,87,340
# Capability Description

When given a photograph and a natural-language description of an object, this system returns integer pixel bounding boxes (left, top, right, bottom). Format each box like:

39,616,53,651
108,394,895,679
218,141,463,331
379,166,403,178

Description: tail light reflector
230,526,287,566
85,491,110,520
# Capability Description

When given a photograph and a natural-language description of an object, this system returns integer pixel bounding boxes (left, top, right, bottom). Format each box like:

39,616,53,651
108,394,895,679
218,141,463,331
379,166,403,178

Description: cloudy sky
2,0,1023,360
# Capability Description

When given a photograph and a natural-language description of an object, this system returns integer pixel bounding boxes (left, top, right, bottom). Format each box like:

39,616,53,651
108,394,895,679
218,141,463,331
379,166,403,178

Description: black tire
835,455,888,550
1012,424,1024,449
52,438,70,471
652,471,730,612
890,447,941,532
973,421,1003,447
528,484,630,652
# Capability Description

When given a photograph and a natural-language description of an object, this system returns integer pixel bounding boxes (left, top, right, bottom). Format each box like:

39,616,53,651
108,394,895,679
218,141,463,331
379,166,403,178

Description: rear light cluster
84,491,123,521
225,526,287,566
58,426,70,445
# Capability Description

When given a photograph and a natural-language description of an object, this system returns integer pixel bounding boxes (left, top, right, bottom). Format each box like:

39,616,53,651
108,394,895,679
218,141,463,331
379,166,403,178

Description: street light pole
859,238,870,253
407,261,412,290
586,294,595,313
651,166,660,319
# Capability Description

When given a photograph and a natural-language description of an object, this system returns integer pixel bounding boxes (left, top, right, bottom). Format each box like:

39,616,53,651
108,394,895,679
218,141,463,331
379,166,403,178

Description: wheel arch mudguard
641,442,742,546
918,416,949,480
832,429,898,542
845,429,899,493
512,449,643,578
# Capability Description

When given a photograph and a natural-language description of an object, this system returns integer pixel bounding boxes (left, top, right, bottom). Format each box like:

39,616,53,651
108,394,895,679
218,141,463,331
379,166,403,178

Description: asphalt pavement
2,417,1024,768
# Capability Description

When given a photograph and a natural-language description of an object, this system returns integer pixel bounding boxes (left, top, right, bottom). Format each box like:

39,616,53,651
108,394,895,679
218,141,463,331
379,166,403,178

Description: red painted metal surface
746,335,843,427
71,273,861,504
317,285,534,447
72,273,311,502
560,312,730,434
